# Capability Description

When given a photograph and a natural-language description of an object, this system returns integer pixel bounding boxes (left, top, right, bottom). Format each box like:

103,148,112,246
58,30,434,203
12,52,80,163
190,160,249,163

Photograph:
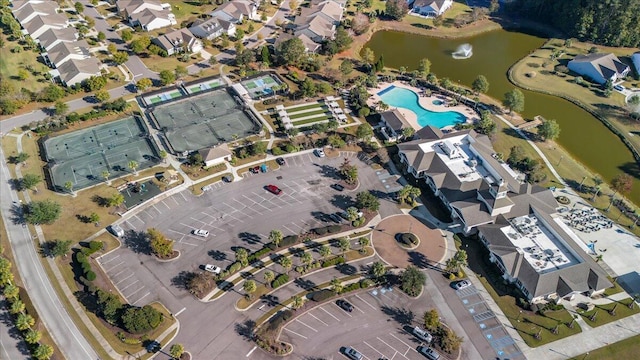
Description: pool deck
369,81,478,131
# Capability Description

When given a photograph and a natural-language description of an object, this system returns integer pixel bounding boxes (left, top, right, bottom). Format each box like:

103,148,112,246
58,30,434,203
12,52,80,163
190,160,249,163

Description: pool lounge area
370,82,477,130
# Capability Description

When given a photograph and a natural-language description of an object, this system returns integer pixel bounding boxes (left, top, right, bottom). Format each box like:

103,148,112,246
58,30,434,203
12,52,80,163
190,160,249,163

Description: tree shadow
235,319,256,341
0,300,30,355
381,305,415,326
9,203,26,225
208,249,227,262
260,294,280,307
8,178,24,191
294,277,317,290
238,232,262,245
313,163,341,180
171,271,195,290
329,194,354,209
76,214,92,223
122,230,151,255
618,162,640,181
336,263,357,276
407,251,430,269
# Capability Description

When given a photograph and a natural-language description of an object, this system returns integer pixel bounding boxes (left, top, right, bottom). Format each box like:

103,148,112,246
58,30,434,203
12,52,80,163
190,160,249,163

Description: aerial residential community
2,0,640,360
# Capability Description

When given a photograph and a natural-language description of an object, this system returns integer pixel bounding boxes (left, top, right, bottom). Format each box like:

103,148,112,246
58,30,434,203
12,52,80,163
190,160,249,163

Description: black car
336,299,353,312
329,213,342,223
331,183,345,191
276,157,286,165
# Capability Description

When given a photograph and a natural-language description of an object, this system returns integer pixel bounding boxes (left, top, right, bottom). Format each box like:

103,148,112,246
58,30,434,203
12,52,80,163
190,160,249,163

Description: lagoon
365,30,640,205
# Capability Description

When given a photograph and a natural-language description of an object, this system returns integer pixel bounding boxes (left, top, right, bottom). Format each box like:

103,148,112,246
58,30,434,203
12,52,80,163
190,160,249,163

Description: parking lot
282,287,439,360
98,152,389,313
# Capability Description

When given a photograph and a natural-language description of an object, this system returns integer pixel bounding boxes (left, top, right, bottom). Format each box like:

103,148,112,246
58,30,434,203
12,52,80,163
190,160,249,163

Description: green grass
292,117,332,126
288,110,331,120
286,103,326,112
568,333,640,360
578,298,640,327
0,43,51,96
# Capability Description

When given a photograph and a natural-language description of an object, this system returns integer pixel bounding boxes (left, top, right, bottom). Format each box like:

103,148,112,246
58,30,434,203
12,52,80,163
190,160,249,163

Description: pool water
379,87,466,128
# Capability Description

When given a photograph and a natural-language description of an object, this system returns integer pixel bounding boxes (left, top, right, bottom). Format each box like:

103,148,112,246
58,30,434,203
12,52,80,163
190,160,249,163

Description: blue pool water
379,87,466,128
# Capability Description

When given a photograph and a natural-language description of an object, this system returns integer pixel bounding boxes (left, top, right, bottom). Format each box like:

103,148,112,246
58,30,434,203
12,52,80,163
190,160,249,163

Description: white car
412,326,433,343
453,279,472,290
204,264,221,274
315,148,326,157
614,84,625,91
192,229,209,237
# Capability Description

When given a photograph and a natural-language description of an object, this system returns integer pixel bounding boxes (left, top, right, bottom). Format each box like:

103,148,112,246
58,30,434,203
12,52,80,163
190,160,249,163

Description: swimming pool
379,87,466,128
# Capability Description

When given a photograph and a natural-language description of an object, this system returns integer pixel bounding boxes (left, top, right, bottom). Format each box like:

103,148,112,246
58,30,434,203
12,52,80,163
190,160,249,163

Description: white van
413,326,433,343
109,224,125,237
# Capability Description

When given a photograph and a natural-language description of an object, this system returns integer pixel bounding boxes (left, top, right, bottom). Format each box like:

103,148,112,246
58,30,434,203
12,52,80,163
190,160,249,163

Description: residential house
22,13,69,39
198,143,232,168
274,33,321,53
36,27,78,51
53,57,102,87
293,0,343,43
152,28,203,56
567,53,630,85
116,0,176,31
379,109,414,142
45,40,92,68
11,0,54,12
189,17,236,40
408,0,453,18
632,52,640,76
12,1,59,25
477,209,612,303
210,0,258,23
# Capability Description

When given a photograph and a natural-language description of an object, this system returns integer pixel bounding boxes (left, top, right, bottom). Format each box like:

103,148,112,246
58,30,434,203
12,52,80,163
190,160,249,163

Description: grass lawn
459,235,582,347
237,159,280,176
164,0,216,24
577,298,640,327
288,109,330,119
180,162,226,181
292,116,332,126
285,103,326,112
568,333,640,360
189,172,233,196
0,41,51,95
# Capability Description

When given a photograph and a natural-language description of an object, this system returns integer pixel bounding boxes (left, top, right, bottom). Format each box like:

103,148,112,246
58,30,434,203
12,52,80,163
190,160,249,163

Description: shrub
314,227,328,235
85,271,96,281
75,252,86,262
271,274,289,288
228,261,242,274
327,225,341,233
311,289,335,302
280,235,298,247
344,282,361,292
89,241,103,252
401,233,418,245
271,147,284,155
248,247,271,263
121,305,163,333
360,279,373,288
321,256,345,268
123,337,141,345
447,273,456,280
81,261,92,274
352,217,365,227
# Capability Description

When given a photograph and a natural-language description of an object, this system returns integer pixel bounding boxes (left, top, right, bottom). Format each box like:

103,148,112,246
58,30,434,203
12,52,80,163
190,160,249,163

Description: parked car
265,184,282,195
108,224,125,237
614,84,625,91
276,157,286,165
453,279,472,290
417,346,440,360
343,347,363,360
329,213,343,223
331,183,345,191
222,176,232,183
412,326,433,343
204,264,221,274
192,229,209,237
250,166,260,174
336,299,354,312
315,148,326,157
339,210,364,220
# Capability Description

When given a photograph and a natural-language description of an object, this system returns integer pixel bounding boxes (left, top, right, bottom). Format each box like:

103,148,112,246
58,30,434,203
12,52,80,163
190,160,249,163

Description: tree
300,77,317,97
121,305,163,333
339,59,353,79
401,265,426,296
261,45,271,67
235,248,249,266
97,31,106,42
440,326,463,353
385,0,409,20
338,237,351,254
112,51,129,65
423,309,440,331
330,277,343,293
538,118,561,141
48,239,72,257
503,88,525,114
121,29,133,41
291,295,305,310
54,101,69,116
89,212,100,224
356,191,380,211
159,70,176,85
352,13,370,35
355,123,373,141
402,127,415,139
446,250,468,274
243,279,257,299
84,75,107,91
377,147,390,164
397,184,421,205
175,65,188,79
128,160,139,175
101,170,111,184
263,270,275,287
21,173,42,191
74,1,84,13
361,47,375,69
25,329,42,344
319,244,331,259
94,89,110,102
169,344,184,359
17,69,29,81
370,261,387,281
472,75,489,94
16,312,35,330
107,193,124,207
0,258,14,287
25,200,61,225
489,0,499,13
148,228,174,258
279,256,292,273
33,343,54,360
328,134,346,148
300,251,313,265
277,37,305,66
269,229,283,248
339,158,358,185
608,173,633,211
10,299,25,315
136,77,152,91
417,58,431,78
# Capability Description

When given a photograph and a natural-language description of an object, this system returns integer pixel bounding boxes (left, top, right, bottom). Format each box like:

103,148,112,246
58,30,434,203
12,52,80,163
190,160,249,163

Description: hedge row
313,225,342,235
75,252,96,281
271,274,289,288
311,289,335,302
268,309,294,331
280,235,298,248
248,247,271,263
321,256,345,268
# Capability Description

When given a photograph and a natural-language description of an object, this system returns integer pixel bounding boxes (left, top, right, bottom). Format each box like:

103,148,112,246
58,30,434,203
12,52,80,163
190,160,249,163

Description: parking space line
353,304,365,314
105,261,125,272
295,319,317,332
124,220,136,229
363,341,387,358
232,199,262,215
131,214,144,225
355,294,378,310
242,195,272,212
283,328,307,339
179,192,188,201
120,280,139,292
307,313,329,326
126,286,147,299
115,273,134,285
111,268,128,278
223,212,245,223
282,225,298,235
388,333,413,350
188,218,208,225
319,307,341,321
152,204,162,214
179,241,198,247
170,196,180,205
377,337,409,359
132,292,151,306
332,303,352,317
161,201,171,209
100,254,120,265
167,228,189,237
290,223,305,231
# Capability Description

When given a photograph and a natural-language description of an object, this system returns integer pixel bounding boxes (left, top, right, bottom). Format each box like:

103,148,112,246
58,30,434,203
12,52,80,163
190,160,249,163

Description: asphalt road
0,147,98,360
0,299,29,360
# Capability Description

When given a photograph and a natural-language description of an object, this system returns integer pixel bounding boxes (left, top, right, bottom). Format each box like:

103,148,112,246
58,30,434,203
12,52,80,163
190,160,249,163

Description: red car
265,184,282,195
250,166,260,174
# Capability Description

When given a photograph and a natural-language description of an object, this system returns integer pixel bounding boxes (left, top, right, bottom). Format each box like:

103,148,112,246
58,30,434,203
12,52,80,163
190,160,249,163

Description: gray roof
189,17,233,37
57,57,101,85
36,27,77,50
153,28,196,50
415,125,444,140
211,0,256,21
199,143,231,161
47,40,91,67
380,109,411,132
569,53,629,81
12,1,58,23
412,0,449,11
23,13,67,35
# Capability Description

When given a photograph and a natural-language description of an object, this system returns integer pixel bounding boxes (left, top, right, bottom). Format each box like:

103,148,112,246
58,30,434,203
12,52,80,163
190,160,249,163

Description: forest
511,0,640,47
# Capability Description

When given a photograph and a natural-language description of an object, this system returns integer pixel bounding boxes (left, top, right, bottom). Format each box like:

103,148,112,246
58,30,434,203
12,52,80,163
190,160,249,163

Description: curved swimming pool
379,87,466,128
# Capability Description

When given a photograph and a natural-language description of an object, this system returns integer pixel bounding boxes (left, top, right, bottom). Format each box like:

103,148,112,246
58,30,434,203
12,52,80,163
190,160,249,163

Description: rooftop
500,213,579,273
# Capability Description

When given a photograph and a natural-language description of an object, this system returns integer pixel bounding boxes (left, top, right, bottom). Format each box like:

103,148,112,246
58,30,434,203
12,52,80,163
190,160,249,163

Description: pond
365,29,640,205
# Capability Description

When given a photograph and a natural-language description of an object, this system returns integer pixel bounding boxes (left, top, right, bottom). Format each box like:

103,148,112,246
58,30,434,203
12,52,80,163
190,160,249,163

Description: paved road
0,147,98,360
0,299,29,360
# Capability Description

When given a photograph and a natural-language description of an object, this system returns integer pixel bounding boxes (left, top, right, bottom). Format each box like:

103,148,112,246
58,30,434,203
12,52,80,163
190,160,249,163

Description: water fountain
452,43,473,59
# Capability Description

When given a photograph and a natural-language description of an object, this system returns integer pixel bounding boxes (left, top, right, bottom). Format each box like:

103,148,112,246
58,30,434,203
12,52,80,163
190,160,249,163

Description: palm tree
33,343,53,360
319,245,331,259
338,237,350,255
102,170,111,185
279,256,292,274
128,160,139,175
358,237,370,254
301,251,313,266
291,295,305,310
16,313,35,331
64,181,75,196
3,283,19,300
235,248,249,267
9,299,25,314
592,175,603,200
24,329,42,344
370,261,387,282
269,229,283,248
330,277,343,294
397,185,422,205
263,270,275,287
243,279,257,300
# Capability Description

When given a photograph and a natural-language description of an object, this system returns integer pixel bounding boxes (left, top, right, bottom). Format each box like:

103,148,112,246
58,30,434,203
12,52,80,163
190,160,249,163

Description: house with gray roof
152,28,203,56
36,27,78,51
53,57,102,87
293,0,343,43
22,13,68,39
116,0,176,31
45,40,92,68
189,17,236,40
210,0,258,23
568,53,630,85
12,1,59,25
632,52,640,76
380,109,412,142
274,33,321,53
408,0,453,18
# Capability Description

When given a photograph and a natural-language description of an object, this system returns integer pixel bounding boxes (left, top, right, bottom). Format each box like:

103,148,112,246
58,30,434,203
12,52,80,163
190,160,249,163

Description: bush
360,279,373,288
314,227,328,235
89,241,103,252
280,235,298,247
86,271,97,281
271,274,289,288
401,233,418,245
271,147,284,155
268,309,294,331
81,261,92,274
121,305,163,334
311,289,335,302
321,256,345,268
75,252,86,262
352,217,365,227
344,282,361,292
327,225,341,233
122,337,141,345
263,98,278,105
228,261,242,274
248,247,271,263
447,273,456,280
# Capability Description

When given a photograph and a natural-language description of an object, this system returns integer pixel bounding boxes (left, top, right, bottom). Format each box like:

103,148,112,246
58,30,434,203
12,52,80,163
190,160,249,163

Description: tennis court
187,78,224,95
44,117,160,191
150,88,261,153
144,89,185,105
240,74,281,99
